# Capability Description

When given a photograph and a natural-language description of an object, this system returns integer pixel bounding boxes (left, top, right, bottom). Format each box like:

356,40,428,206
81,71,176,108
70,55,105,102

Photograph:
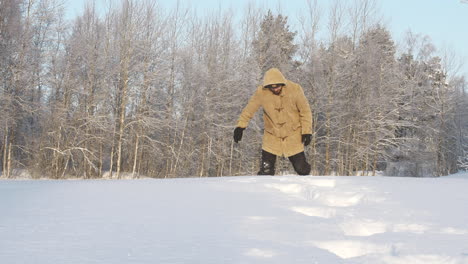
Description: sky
66,0,468,77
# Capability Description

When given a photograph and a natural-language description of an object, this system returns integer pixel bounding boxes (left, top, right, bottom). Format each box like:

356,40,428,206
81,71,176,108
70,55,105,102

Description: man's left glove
233,127,245,143
302,134,312,146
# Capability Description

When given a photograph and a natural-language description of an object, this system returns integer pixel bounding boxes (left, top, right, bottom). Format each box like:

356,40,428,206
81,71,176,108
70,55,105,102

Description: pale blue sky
66,0,468,77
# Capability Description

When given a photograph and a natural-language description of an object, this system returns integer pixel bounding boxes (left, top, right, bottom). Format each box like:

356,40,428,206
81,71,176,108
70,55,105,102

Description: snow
1,173,468,264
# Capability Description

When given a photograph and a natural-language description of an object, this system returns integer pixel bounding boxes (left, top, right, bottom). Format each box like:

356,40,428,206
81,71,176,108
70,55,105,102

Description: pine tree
252,10,298,74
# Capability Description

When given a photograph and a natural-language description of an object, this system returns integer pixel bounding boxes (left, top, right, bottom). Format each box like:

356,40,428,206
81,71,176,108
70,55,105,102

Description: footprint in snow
314,192,364,207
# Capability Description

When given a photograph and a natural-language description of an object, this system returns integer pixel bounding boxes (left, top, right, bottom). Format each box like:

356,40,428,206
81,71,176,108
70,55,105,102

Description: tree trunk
325,116,331,175
229,139,234,176
173,115,189,176
199,141,206,177
116,49,130,179
3,128,8,177
54,129,60,179
311,131,317,175
6,142,12,178
109,123,116,179
99,142,103,178
372,152,377,176
132,135,139,179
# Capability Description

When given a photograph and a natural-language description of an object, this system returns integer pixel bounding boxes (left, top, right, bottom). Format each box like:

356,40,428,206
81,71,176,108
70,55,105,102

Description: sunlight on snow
339,219,388,237
291,206,336,219
310,240,392,259
392,223,430,234
315,192,364,207
244,248,277,258
264,183,304,195
438,227,468,235
246,216,277,221
302,179,336,188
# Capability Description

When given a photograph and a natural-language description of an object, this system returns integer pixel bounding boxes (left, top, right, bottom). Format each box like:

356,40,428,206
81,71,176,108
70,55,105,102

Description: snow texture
1,173,468,264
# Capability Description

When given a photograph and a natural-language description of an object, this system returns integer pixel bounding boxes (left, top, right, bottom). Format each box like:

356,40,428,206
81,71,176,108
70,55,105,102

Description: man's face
267,84,284,95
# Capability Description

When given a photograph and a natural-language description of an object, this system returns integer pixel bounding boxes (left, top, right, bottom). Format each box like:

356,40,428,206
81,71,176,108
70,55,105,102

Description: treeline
1,0,467,178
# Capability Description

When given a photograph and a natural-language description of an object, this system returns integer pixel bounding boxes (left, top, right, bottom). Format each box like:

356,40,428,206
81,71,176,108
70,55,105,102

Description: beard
271,88,282,95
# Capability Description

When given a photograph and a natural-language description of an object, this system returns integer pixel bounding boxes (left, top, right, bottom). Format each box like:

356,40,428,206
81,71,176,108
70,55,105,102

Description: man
233,68,313,176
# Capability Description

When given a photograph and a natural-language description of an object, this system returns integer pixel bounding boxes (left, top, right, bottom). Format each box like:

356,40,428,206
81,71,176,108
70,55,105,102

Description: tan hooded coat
236,68,313,157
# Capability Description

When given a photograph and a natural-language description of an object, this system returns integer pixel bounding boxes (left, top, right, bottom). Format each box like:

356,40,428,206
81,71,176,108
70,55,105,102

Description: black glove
302,134,312,146
233,127,245,143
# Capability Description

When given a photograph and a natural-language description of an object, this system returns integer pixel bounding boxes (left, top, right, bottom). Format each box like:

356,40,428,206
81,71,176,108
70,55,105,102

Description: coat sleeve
236,87,262,128
296,85,313,135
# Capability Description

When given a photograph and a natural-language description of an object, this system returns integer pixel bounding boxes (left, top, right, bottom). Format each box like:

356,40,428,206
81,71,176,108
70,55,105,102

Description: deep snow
1,173,468,264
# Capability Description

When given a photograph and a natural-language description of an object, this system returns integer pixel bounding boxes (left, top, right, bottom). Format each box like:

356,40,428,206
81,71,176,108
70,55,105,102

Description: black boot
258,150,277,176
288,152,311,176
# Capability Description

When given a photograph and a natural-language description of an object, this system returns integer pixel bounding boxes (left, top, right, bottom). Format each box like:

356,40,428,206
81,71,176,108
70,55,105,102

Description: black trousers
258,150,311,176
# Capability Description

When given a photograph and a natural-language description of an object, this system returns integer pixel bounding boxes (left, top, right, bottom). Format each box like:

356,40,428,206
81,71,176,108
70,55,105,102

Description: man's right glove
233,127,245,143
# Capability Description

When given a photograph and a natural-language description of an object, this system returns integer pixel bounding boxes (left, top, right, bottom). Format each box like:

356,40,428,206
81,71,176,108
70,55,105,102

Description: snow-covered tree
252,10,298,74
1,0,466,178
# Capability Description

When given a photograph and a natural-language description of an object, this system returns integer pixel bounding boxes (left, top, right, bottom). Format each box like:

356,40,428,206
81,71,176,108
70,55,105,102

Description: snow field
1,174,468,263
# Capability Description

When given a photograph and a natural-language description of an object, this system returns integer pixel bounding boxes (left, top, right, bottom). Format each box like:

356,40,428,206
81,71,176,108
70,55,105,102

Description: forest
1,0,467,179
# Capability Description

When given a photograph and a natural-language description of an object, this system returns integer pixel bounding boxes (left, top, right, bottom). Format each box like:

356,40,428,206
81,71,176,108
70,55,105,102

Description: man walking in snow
233,68,313,176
